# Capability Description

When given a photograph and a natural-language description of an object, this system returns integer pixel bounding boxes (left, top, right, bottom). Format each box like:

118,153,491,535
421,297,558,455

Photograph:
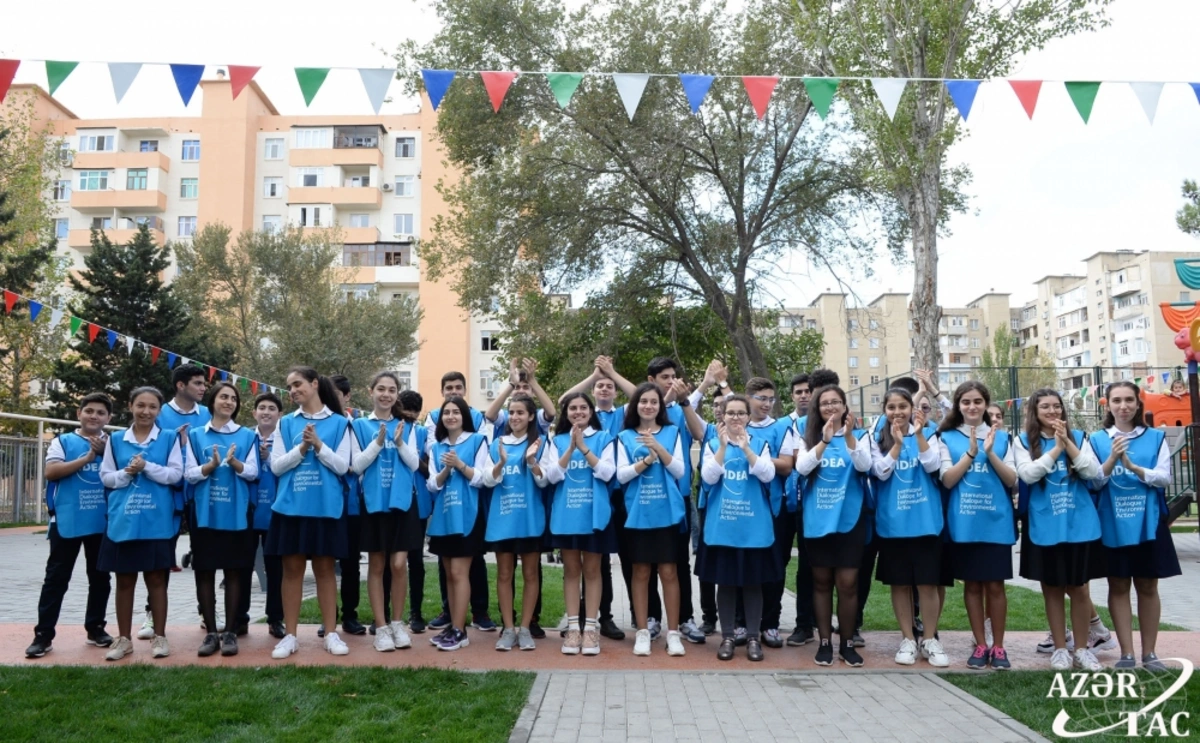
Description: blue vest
1089,428,1165,548
595,407,625,438
665,405,694,497
697,423,719,510
872,432,943,538
550,430,614,535
1020,431,1101,546
429,433,486,537
251,432,276,531
801,431,868,538
618,426,686,530
352,417,415,514
272,414,350,519
941,429,1016,545
157,404,210,502
46,433,107,538
785,414,806,513
411,425,432,519
747,418,790,516
106,430,181,542
188,426,257,531
702,440,775,548
485,437,547,541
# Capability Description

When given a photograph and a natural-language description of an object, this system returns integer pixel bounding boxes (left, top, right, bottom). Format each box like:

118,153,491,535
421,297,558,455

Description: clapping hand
224,444,239,465
966,426,979,458
525,438,541,465
983,427,996,455
125,453,145,475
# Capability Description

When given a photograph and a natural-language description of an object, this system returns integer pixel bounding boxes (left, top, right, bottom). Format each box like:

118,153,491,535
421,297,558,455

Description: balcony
288,186,381,208
289,148,383,168
71,188,168,212
302,226,380,243
72,150,170,173
1112,302,1147,321
1109,278,1141,297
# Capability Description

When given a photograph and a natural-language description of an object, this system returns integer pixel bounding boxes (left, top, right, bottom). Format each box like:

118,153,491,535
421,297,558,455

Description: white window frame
78,134,114,152
848,356,859,368
480,330,500,352
294,129,329,149
297,168,324,188
262,215,282,234
77,170,108,191
393,213,414,234
180,178,198,199
263,176,282,198
264,138,284,160
181,140,201,161
348,213,370,228
177,216,197,238
395,136,416,158
394,175,416,196
53,180,71,201
54,218,69,239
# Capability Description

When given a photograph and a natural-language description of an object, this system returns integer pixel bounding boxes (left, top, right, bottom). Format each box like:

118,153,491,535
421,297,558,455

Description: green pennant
1064,81,1101,123
802,77,839,119
45,60,79,95
238,376,249,391
295,68,331,107
69,316,82,336
546,73,584,109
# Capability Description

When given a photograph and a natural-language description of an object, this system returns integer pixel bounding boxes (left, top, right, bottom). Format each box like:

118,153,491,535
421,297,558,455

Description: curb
923,672,1051,742
508,671,550,743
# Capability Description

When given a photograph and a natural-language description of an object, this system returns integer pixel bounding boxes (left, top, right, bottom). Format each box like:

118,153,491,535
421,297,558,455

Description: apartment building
8,80,505,412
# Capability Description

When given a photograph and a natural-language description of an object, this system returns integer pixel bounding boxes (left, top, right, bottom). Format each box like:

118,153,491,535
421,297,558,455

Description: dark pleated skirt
264,513,350,559
360,507,424,554
547,520,618,554
875,535,944,586
950,541,1014,582
1017,516,1106,587
1107,519,1182,579
190,527,257,570
98,535,175,574
694,543,784,587
621,524,680,565
428,506,485,559
487,536,547,555
805,514,868,569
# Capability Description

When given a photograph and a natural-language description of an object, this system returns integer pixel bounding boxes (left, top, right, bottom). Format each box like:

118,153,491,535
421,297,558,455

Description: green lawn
0,665,532,743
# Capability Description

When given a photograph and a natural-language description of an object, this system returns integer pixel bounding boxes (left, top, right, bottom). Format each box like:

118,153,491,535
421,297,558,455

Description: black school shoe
814,641,834,666
839,642,864,667
220,632,239,656
198,633,220,657
786,626,814,647
342,619,368,636
599,618,625,641
529,621,546,639
317,624,326,638
717,637,735,661
746,638,764,662
86,629,114,647
408,614,427,634
268,621,286,639
25,639,52,658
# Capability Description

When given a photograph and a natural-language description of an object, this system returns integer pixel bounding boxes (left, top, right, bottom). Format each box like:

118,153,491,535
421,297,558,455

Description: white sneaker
272,634,298,659
1050,647,1072,670
922,638,949,668
666,630,686,657
984,617,993,648
373,625,395,652
105,636,133,661
1088,626,1117,652
895,638,918,665
1037,630,1073,654
389,621,412,649
1074,648,1103,671
151,635,170,658
633,628,652,656
137,618,155,640
325,631,349,656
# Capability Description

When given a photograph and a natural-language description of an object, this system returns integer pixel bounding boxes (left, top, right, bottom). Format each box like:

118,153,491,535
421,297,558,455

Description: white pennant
182,357,190,367
49,307,64,329
1129,82,1164,124
871,78,908,121
358,68,393,115
108,63,142,104
611,73,650,121
125,335,134,354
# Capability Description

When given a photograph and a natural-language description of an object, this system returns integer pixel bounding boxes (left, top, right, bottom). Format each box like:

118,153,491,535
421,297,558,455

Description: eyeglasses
723,411,748,419
750,395,777,404
818,400,843,409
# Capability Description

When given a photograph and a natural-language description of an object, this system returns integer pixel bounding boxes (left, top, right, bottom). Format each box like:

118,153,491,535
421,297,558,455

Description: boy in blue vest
26,392,115,658
320,375,368,638
784,371,819,647
235,392,286,639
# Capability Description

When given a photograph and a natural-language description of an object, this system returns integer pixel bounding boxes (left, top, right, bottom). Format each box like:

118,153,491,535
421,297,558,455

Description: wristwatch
718,381,729,390
678,397,690,408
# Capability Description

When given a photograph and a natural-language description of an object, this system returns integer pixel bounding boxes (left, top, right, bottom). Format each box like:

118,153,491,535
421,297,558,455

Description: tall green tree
790,0,1112,370
1177,179,1200,236
974,324,1059,402
49,226,233,424
397,0,898,383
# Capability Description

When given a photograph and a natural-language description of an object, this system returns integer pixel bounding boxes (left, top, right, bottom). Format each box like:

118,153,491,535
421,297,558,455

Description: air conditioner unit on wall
486,390,496,400
381,183,393,192
394,233,415,243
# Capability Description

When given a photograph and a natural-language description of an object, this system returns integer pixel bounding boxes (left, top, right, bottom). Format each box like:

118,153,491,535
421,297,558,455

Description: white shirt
748,416,800,459
700,439,776,485
184,421,260,483
795,428,872,476
869,423,941,480
100,425,184,489
937,422,1016,477
269,406,356,477
350,413,420,475
481,433,551,488
541,427,617,484
1087,426,1172,489
427,431,493,492
615,428,686,484
45,430,108,465
1012,430,1101,484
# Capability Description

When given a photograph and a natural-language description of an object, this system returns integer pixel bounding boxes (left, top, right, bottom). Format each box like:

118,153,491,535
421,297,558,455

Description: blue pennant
679,74,716,114
170,64,205,106
944,80,980,121
421,69,457,111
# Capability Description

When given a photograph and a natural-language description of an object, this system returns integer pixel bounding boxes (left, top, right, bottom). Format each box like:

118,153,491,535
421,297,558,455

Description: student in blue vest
616,382,688,657
349,371,423,652
98,386,183,661
485,396,549,651
266,367,357,659
696,394,778,662
236,391,286,640
796,385,870,667
322,374,368,639
26,392,115,659
427,397,494,651
1013,387,1104,672
936,381,1018,670
784,371,819,648
544,391,618,655
398,390,432,634
185,382,259,657
695,393,726,640
1088,381,1180,671
869,387,949,668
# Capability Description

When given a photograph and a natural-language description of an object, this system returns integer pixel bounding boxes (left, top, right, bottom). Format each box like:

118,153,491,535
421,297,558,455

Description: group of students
26,358,1180,672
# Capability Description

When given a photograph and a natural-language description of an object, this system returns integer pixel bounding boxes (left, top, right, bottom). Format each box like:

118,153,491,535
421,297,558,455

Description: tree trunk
907,165,943,372
727,311,771,384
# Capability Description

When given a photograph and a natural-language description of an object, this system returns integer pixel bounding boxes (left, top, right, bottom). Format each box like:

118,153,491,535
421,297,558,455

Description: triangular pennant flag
105,329,117,349
612,73,650,121
207,366,217,381
1190,83,1200,107
742,76,780,120
28,300,42,321
49,307,63,328
228,65,260,100
479,71,518,113
871,78,907,121
44,61,78,95
220,370,229,382
546,72,584,109
107,63,141,104
0,59,20,104
3,290,16,313
678,74,715,114
182,357,190,367
1064,81,1101,123
170,64,205,106
69,316,82,336
125,335,134,354
151,346,161,365
944,80,980,121
1145,375,1154,386
1128,82,1163,124
87,323,100,343
1163,372,1171,384
1006,400,1013,409
802,77,840,119
238,377,249,391
251,380,259,394
167,352,177,368
358,68,392,114
421,69,456,111
295,67,330,107
1008,80,1042,119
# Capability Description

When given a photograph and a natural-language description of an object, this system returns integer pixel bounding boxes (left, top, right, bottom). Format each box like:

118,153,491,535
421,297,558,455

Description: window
299,207,322,227
869,356,880,368
263,176,282,197
970,337,980,348
180,178,198,199
177,216,197,237
950,316,964,326
869,319,878,330
139,140,158,152
481,330,500,351
91,217,113,229
395,136,416,158
848,356,858,368
479,369,500,396
849,338,858,349
264,138,284,160
870,394,880,406
53,180,71,201
262,215,281,234
348,213,370,228
1182,292,1192,303
347,174,370,188
869,375,880,384
806,319,817,329
869,338,880,349
181,140,200,161
970,318,980,330
971,356,982,366
78,134,113,152
297,168,324,187
126,168,148,190
394,175,416,196
58,141,73,165
395,371,412,390
847,319,859,332
294,129,329,149
393,213,414,234
54,219,68,239
77,170,108,191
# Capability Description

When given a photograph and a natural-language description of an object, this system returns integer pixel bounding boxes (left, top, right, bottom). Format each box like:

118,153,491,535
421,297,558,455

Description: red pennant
479,71,517,112
87,323,100,342
228,65,260,100
151,346,161,364
207,365,217,381
251,380,259,394
0,60,19,104
742,76,781,120
1006,400,1014,409
1008,80,1043,119
2,289,16,313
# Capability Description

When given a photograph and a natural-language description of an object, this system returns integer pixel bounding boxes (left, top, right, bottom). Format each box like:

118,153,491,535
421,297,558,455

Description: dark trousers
699,580,718,625
674,523,694,623
762,508,797,631
339,515,362,623
580,553,616,622
408,519,427,618
237,531,282,625
34,525,109,642
856,538,880,629
794,510,815,629
437,554,489,617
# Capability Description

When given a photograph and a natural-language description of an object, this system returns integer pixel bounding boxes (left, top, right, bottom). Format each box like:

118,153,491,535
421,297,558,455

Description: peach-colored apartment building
8,80,505,412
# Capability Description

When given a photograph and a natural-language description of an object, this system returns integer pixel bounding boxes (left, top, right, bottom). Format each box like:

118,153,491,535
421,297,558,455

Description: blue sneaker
428,612,452,631
471,615,498,632
436,628,470,651
679,620,706,644
648,617,661,641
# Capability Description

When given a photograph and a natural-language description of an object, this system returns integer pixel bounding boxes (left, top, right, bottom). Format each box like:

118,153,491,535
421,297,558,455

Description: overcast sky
5,0,1200,310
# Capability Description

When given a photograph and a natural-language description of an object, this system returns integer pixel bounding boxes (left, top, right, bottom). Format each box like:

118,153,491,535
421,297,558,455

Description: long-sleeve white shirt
700,439,776,484
350,414,420,475
615,429,686,484
269,407,356,477
100,425,184,489
1087,426,1172,489
1012,431,1101,484
481,433,551,488
541,428,617,484
427,432,493,492
184,420,260,483
869,423,941,480
795,428,871,476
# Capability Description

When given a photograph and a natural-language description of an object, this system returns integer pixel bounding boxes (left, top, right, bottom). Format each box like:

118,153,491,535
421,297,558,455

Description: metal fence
0,434,42,524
